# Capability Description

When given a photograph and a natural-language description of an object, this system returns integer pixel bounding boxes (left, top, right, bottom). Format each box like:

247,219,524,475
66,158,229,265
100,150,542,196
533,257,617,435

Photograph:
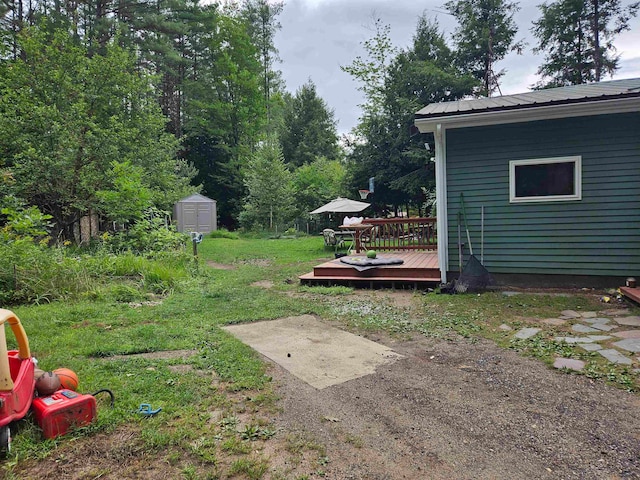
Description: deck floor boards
300,251,440,287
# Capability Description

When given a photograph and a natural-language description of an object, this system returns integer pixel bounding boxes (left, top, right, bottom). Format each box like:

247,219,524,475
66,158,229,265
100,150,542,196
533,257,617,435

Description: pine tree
445,0,524,96
532,0,639,87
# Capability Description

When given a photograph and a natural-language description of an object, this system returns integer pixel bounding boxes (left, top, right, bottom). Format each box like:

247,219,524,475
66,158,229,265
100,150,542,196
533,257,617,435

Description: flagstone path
510,307,640,371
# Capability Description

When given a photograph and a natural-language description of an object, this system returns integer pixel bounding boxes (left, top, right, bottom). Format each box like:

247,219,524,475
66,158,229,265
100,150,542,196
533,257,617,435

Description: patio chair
322,228,345,252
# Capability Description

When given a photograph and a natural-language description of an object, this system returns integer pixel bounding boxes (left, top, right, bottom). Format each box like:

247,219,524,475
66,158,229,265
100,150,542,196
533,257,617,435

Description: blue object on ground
138,403,162,416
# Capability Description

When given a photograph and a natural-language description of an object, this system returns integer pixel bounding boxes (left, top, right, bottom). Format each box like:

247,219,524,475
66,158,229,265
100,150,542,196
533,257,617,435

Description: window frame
509,155,582,203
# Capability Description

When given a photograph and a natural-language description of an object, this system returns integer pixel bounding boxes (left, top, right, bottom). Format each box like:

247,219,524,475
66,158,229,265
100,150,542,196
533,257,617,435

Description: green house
414,78,640,287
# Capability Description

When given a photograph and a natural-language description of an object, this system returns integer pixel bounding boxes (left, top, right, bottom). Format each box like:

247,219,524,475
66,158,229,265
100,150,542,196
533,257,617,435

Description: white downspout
434,124,448,284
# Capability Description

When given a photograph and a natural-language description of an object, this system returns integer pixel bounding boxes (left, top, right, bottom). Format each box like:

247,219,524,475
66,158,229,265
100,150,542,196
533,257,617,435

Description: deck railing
362,217,437,251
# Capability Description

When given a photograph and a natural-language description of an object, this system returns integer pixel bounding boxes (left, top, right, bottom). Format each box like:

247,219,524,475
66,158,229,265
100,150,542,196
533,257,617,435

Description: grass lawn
3,234,639,479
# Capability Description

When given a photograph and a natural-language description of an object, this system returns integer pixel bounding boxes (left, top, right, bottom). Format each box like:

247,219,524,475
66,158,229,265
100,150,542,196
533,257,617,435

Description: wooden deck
620,286,640,305
299,251,441,289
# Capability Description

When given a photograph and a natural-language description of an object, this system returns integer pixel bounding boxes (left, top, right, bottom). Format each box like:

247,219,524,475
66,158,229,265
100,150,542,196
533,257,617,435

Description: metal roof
415,78,640,119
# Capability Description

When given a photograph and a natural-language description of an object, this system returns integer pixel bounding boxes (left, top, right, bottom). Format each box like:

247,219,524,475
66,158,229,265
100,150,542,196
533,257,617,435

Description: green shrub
209,228,239,240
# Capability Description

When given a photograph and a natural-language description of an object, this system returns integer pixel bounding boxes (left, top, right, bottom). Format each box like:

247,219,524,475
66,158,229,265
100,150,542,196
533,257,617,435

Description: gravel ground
271,332,640,479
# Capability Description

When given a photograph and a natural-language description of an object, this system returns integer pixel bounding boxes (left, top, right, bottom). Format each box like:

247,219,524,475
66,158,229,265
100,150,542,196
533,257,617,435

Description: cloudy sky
274,0,640,134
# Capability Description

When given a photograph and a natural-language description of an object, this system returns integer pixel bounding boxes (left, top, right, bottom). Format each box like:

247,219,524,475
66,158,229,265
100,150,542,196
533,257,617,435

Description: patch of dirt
206,261,236,270
252,280,275,289
11,290,640,479
270,333,640,479
103,349,197,361
237,258,273,267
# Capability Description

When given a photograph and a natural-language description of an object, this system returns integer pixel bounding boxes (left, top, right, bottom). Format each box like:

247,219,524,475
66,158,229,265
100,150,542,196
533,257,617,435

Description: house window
509,156,582,203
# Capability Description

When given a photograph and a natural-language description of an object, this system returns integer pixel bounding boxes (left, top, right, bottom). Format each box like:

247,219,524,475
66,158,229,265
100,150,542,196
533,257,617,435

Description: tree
279,80,340,167
240,0,284,129
0,27,193,240
345,16,477,213
532,0,640,87
341,16,398,122
239,140,294,230
182,12,266,229
446,0,524,96
292,157,347,218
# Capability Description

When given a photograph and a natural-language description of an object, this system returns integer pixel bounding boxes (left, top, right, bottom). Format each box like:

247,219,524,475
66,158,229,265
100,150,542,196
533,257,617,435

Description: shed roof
414,78,640,133
177,193,216,203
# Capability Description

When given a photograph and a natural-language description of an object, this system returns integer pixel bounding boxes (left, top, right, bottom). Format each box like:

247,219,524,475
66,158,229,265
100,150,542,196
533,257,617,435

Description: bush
209,228,239,240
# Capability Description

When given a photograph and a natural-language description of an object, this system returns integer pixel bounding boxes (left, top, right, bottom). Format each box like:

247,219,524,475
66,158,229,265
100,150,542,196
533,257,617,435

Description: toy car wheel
0,426,11,458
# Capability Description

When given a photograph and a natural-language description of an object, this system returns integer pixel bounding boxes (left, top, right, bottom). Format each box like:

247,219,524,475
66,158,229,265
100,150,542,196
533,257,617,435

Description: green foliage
209,228,240,239
0,27,192,239
346,16,477,212
292,157,347,218
101,209,188,255
278,80,341,167
96,161,153,224
445,0,524,96
341,17,399,120
239,140,295,231
532,0,640,87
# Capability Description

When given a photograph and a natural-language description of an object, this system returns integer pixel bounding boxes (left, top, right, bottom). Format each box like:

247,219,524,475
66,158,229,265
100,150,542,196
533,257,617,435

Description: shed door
196,204,213,232
183,203,213,233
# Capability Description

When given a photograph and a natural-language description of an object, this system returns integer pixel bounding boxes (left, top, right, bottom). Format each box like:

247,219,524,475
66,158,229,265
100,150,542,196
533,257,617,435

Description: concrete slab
514,327,541,339
571,324,599,333
579,311,597,318
613,316,640,327
222,315,404,389
499,324,512,331
553,358,585,371
612,338,640,353
561,310,581,318
598,349,632,365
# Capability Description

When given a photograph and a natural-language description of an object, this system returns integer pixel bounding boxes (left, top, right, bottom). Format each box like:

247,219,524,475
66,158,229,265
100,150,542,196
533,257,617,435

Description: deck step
620,286,640,305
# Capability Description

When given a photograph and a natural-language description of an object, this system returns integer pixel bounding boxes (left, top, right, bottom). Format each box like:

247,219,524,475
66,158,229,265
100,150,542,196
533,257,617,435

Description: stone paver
541,318,566,326
597,349,632,365
590,323,617,332
600,308,630,316
499,324,512,331
571,324,599,333
587,335,612,341
612,316,640,327
561,310,581,318
612,330,640,339
514,327,541,340
555,336,593,344
612,338,640,353
582,317,610,324
578,343,602,351
579,311,597,318
553,358,585,371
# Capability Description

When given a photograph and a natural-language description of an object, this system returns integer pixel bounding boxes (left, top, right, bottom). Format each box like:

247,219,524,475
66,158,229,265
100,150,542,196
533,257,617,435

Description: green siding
446,112,640,277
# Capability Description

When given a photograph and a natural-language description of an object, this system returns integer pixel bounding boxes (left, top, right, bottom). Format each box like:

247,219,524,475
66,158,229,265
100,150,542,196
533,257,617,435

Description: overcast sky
274,0,640,135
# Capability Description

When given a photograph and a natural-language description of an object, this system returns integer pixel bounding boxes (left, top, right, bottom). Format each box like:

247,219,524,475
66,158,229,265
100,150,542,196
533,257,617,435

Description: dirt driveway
269,331,640,479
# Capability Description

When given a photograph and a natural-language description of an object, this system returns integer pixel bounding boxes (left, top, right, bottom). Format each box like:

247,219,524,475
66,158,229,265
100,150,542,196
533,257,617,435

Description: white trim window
509,156,582,203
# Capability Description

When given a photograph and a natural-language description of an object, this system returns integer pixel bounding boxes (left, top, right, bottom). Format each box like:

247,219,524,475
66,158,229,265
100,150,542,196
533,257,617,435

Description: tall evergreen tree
346,16,477,212
445,0,524,96
532,0,639,87
240,0,284,130
279,80,340,167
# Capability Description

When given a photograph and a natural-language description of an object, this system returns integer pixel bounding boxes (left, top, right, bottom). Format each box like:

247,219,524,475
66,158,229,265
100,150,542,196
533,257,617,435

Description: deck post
435,123,448,284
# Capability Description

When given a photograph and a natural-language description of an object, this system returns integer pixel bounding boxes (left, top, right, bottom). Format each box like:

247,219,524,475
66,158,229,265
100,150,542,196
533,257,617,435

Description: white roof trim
415,97,640,133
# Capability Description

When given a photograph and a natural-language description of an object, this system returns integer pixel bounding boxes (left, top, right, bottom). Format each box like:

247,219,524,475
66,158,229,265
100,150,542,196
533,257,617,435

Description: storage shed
174,193,217,234
414,78,640,287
